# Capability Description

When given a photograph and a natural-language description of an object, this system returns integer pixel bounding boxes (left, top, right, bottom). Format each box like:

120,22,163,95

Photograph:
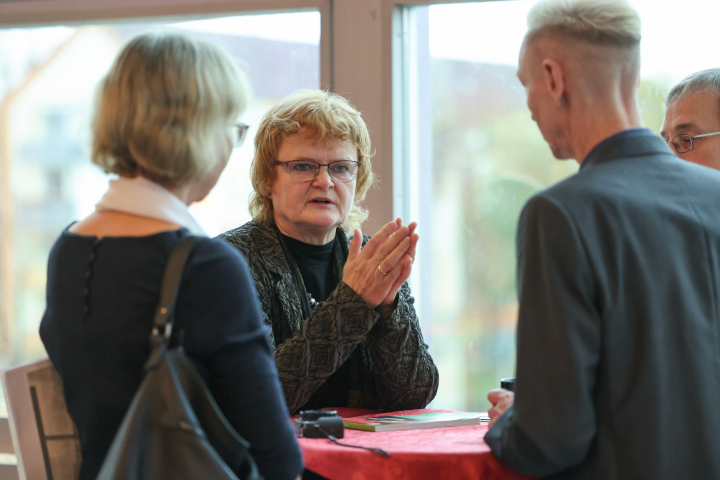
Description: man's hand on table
487,389,515,428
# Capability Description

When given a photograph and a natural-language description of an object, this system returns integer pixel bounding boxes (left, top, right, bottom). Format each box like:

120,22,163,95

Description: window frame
0,0,334,362
0,0,518,404
0,0,333,91
0,0,493,231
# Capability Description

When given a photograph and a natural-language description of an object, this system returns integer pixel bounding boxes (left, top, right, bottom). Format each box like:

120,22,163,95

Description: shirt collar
95,176,206,235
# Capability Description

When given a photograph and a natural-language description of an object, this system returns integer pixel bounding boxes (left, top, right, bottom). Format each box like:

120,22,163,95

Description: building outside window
0,12,321,411
396,0,720,412
1,0,718,417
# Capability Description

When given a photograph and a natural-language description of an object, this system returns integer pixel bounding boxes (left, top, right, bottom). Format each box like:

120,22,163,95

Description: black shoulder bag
97,235,262,480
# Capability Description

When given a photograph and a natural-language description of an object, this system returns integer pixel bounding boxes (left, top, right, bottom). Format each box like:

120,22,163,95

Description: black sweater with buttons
40,227,303,480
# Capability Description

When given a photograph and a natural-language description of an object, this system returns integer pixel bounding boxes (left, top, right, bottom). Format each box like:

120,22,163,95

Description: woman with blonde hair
40,32,303,480
220,89,439,415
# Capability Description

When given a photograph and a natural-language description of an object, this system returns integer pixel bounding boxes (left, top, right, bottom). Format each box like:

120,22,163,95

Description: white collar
95,176,206,236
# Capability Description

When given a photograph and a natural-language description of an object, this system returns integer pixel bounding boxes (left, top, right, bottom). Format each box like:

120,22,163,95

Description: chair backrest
0,416,19,480
1,359,81,480
0,416,15,455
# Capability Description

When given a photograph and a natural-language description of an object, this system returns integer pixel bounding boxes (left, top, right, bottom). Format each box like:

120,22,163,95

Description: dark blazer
485,130,720,479
220,220,439,414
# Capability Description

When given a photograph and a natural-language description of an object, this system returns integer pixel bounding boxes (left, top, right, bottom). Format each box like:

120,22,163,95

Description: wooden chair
2,359,80,480
0,415,19,480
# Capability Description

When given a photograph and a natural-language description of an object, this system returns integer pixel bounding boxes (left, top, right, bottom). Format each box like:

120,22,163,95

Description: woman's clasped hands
343,218,418,312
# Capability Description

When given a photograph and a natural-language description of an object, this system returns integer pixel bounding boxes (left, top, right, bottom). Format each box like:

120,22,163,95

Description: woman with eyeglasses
39,32,303,480
220,89,439,416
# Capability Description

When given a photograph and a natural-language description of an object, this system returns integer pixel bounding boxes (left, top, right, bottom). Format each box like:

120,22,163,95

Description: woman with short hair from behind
40,32,303,480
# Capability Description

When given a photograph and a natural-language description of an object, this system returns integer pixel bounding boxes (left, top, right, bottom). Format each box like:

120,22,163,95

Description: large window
2,0,720,419
0,11,321,411
397,0,720,412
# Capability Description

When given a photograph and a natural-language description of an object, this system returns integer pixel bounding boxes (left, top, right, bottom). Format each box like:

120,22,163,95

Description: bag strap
145,234,201,369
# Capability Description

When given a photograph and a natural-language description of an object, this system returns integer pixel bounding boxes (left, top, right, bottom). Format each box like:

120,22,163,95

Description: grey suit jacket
219,220,439,414
485,129,720,479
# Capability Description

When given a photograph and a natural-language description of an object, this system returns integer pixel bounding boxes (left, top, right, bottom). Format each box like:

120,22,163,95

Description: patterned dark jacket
219,219,439,414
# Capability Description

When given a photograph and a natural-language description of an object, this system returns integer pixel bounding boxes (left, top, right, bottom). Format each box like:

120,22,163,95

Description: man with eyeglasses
661,68,720,170
484,0,720,479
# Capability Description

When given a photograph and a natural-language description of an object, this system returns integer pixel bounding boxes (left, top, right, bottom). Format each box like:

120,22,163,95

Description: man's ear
542,58,565,104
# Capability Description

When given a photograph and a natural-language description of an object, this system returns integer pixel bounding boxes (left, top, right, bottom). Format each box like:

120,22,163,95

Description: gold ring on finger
378,265,388,275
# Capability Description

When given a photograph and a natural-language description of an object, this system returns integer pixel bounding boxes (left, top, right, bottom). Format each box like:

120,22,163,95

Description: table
296,408,535,480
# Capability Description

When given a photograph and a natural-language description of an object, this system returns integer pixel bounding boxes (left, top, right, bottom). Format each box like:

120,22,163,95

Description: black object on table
500,378,516,392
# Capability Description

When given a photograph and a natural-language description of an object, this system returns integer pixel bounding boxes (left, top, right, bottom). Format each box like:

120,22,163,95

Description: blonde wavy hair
91,32,248,188
249,89,375,231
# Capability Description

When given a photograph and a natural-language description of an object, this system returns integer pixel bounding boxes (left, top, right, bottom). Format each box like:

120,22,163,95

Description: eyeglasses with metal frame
667,131,720,153
276,160,361,183
231,122,250,147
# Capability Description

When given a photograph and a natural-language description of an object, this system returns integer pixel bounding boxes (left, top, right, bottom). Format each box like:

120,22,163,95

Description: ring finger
378,236,410,271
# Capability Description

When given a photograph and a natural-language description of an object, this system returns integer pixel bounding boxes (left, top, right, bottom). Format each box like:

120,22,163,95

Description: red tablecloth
296,408,535,480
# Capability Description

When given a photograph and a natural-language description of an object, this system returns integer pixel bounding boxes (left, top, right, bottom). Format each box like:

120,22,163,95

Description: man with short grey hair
484,0,720,478
661,68,720,170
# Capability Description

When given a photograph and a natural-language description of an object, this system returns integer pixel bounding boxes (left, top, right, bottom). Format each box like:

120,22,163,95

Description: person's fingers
487,388,505,399
347,228,363,261
359,219,414,264
373,225,411,264
486,388,514,427
488,389,504,428
368,220,412,262
406,233,419,264
345,234,402,308
359,220,400,258
375,244,408,279
343,219,419,309
487,389,505,408
381,266,404,294
395,255,412,287
355,259,401,308
376,253,405,280
377,236,410,272
377,225,416,306
487,390,512,427
488,401,505,416
381,256,412,304
488,407,499,421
